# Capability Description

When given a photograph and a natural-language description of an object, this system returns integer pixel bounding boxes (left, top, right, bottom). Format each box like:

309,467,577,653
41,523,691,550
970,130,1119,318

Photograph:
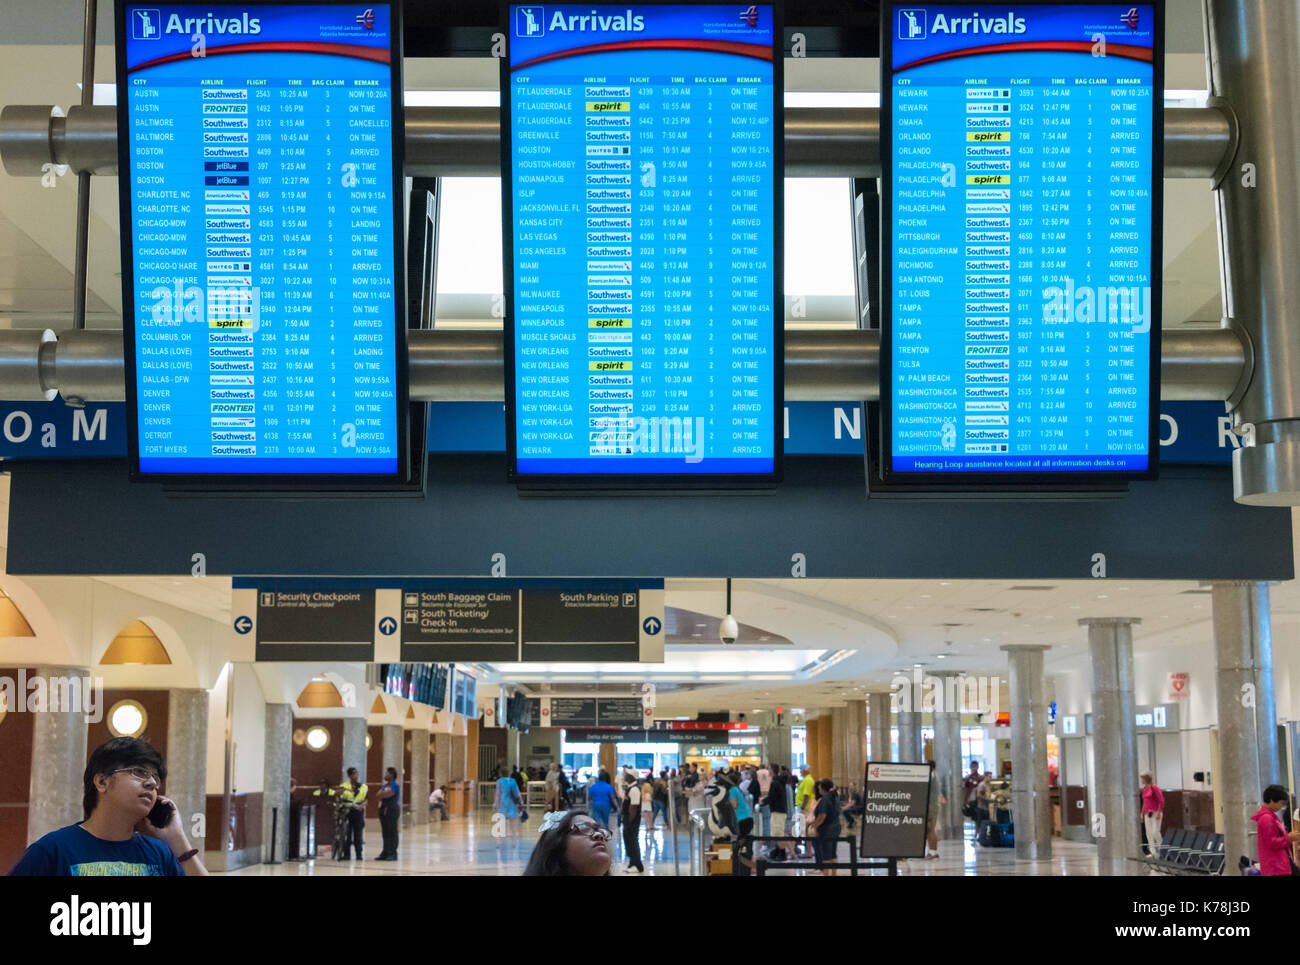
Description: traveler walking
1251,785,1300,876
1140,773,1165,857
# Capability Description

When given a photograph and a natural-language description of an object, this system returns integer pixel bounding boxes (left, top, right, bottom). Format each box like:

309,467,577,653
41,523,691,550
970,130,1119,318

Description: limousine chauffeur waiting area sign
861,762,933,858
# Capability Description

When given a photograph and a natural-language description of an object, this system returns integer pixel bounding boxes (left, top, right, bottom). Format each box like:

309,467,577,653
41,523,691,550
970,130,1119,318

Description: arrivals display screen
503,3,783,487
116,1,409,486
881,2,1162,486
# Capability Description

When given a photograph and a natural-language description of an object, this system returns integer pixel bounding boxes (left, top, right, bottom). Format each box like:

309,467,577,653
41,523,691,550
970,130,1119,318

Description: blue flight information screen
883,3,1161,480
505,3,781,483
117,2,406,480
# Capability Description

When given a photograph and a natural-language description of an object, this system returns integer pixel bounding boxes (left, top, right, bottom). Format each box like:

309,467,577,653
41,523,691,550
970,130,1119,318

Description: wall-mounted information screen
116,2,409,485
503,3,782,487
881,2,1162,487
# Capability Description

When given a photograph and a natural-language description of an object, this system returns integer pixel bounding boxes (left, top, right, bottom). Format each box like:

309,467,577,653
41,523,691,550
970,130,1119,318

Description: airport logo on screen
897,8,1028,39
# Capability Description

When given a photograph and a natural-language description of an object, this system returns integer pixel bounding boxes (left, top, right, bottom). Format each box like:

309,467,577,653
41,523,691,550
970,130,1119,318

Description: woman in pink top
1140,773,1165,857
1251,785,1300,876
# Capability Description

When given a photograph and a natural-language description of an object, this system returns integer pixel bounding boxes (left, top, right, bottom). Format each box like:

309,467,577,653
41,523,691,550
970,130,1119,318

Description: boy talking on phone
9,736,208,876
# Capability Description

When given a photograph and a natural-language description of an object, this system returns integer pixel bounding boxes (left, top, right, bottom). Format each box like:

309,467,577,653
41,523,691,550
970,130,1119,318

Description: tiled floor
225,812,1144,876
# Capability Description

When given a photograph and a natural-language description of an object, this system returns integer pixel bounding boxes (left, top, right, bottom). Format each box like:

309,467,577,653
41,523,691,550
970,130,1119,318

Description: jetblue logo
898,8,927,39
133,8,161,39
516,6,544,37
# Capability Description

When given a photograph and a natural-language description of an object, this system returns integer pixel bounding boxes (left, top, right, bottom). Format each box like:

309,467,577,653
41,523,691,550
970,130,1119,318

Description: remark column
409,729,430,826
1211,581,1281,868
894,677,923,763
26,666,90,842
341,717,367,784
1082,617,1140,875
930,672,965,838
1001,647,1052,860
868,691,892,761
261,702,292,861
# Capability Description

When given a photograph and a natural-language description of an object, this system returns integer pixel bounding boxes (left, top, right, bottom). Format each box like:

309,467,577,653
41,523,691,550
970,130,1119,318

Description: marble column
837,700,867,791
1002,647,1052,860
382,724,403,780
930,672,965,837
165,689,209,842
760,725,792,767
895,700,923,764
27,666,90,842
433,732,452,790
830,707,848,790
341,716,367,783
868,691,892,761
450,735,468,782
1212,582,1281,870
409,729,430,826
261,702,292,861
1082,617,1141,875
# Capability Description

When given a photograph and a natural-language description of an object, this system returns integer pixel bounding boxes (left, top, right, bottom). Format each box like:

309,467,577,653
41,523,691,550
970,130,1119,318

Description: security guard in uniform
311,779,342,859
338,767,368,860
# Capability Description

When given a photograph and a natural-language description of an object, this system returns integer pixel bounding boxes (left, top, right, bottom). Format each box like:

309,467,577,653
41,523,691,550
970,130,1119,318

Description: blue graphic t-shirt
9,824,184,876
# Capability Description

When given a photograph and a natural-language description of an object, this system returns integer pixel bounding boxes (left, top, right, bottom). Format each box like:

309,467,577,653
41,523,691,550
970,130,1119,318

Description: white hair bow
538,810,570,834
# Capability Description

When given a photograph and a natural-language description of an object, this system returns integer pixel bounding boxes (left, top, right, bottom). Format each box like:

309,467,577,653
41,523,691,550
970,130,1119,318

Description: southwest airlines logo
133,8,161,39
516,6,545,37
898,8,927,39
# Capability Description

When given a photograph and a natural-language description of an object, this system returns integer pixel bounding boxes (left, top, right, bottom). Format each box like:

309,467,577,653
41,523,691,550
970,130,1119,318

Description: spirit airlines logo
518,6,647,36
897,8,1027,39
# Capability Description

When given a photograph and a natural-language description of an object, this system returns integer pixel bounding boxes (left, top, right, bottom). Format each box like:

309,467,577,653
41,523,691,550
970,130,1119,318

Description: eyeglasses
112,766,161,787
569,823,612,842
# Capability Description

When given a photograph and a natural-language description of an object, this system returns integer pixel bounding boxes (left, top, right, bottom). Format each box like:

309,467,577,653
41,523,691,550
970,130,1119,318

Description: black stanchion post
266,806,281,864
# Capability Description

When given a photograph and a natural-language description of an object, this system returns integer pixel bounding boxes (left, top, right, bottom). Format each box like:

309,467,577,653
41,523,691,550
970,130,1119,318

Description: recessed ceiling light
1097,594,1109,599
1070,604,1081,609
1119,587,1130,591
936,653,948,659
940,582,952,586
920,594,932,599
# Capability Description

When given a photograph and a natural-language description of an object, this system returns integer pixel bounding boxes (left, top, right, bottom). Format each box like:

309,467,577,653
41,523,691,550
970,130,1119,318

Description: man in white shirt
756,764,773,836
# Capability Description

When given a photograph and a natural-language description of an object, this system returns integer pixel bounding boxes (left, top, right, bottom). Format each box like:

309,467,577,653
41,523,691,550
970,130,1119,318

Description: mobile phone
147,799,174,829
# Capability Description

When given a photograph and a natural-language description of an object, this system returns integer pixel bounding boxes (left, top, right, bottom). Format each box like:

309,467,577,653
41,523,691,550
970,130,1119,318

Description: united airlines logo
133,8,161,39
739,5,759,27
1121,6,1140,29
356,7,375,30
898,8,927,40
516,6,545,37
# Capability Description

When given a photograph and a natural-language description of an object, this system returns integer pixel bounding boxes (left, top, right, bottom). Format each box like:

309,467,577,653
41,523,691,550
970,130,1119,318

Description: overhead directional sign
520,581,664,662
396,581,520,662
231,581,377,661
232,578,663,662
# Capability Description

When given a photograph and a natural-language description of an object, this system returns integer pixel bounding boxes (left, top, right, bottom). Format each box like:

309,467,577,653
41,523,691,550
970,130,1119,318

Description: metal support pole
1081,618,1142,876
0,104,1236,180
1202,2,1300,504
70,0,97,337
1210,581,1280,870
0,324,1250,405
